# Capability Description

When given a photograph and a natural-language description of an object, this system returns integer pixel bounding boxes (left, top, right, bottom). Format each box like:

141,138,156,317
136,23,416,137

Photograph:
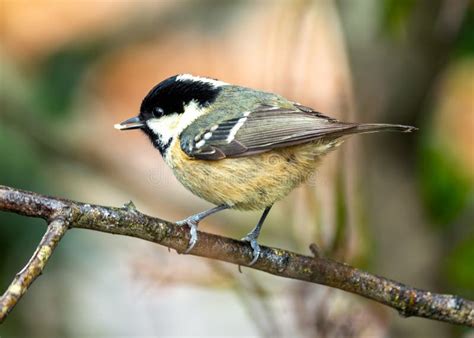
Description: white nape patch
176,74,228,88
226,116,247,143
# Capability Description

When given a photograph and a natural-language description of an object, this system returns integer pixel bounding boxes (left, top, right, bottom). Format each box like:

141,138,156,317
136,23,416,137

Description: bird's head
114,74,227,154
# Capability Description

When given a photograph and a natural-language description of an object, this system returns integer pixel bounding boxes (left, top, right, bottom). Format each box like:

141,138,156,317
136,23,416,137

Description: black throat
142,127,172,156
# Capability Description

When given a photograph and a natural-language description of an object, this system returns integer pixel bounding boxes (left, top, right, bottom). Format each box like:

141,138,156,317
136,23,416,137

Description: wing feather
180,105,355,160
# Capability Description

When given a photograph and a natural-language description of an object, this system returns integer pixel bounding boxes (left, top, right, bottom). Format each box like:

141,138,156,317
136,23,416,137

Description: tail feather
312,123,417,142
352,123,417,135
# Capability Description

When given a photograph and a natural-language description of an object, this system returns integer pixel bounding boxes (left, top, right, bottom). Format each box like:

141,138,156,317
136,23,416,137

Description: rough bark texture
0,218,68,321
0,185,473,326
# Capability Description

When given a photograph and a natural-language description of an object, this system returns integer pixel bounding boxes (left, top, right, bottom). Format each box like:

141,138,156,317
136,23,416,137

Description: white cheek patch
146,114,180,144
146,100,208,145
177,100,205,133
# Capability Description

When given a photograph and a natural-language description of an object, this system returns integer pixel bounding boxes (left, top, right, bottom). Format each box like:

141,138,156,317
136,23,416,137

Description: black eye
153,107,164,118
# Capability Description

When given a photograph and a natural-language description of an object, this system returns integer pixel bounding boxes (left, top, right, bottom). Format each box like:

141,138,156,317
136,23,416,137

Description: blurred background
0,0,473,337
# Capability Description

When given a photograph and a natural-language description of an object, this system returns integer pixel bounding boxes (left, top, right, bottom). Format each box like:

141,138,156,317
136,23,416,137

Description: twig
0,185,472,327
0,217,69,323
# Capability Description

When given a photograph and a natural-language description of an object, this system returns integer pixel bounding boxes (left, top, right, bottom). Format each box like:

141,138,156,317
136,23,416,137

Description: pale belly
165,140,340,210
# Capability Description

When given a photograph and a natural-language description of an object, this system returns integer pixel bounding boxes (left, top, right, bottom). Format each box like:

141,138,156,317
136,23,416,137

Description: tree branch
0,217,68,323
0,185,472,327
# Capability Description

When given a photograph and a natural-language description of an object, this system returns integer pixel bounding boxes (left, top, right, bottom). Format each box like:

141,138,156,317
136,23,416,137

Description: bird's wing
180,104,356,160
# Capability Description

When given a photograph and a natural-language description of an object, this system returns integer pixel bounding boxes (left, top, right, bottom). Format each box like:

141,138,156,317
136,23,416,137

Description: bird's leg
176,204,229,253
241,205,273,265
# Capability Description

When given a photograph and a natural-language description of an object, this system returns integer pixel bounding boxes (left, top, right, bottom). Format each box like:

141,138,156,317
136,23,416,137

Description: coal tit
115,74,416,264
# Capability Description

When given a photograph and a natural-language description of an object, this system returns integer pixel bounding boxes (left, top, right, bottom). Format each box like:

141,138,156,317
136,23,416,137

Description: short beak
114,116,145,130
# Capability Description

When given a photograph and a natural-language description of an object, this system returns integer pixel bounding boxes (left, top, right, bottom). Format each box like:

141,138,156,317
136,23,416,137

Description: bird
115,74,416,264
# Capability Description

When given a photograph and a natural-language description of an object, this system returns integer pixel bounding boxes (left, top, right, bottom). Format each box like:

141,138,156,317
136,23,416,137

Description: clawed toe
242,235,261,265
240,206,271,265
175,205,230,254
177,219,198,253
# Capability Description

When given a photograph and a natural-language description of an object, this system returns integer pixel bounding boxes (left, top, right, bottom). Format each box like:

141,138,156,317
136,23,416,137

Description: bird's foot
175,205,229,254
176,217,199,253
241,233,261,265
